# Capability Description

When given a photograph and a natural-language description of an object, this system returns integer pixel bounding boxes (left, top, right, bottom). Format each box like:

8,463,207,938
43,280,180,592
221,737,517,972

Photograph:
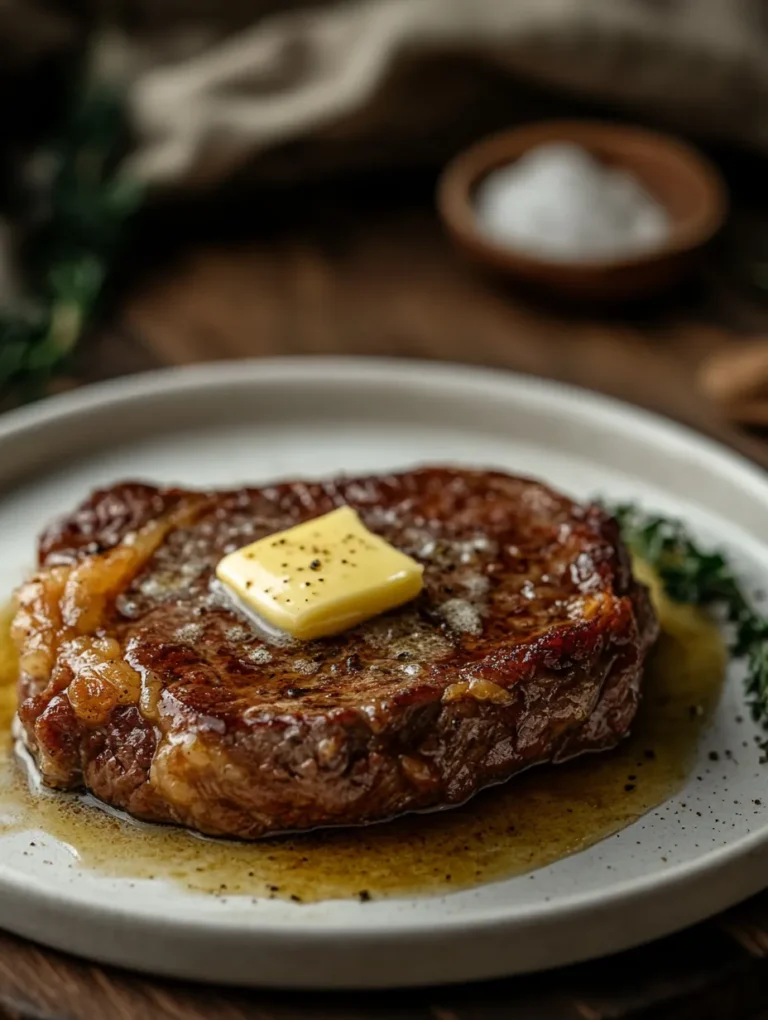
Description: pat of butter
215,506,424,641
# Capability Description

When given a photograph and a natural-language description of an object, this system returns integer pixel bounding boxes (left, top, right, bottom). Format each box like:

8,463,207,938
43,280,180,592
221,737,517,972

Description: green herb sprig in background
0,84,142,402
610,503,768,748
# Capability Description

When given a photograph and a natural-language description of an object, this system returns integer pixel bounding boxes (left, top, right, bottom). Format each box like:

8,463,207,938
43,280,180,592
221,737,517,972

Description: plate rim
2,356,768,983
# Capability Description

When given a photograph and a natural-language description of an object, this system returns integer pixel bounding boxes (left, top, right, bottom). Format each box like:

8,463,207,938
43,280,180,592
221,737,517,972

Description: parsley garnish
609,503,768,742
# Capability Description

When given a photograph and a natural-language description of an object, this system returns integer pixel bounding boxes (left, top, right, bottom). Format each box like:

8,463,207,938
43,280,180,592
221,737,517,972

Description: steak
13,467,658,839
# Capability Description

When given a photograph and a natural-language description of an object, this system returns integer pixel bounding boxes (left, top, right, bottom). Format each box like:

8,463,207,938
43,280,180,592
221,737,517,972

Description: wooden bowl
436,120,728,303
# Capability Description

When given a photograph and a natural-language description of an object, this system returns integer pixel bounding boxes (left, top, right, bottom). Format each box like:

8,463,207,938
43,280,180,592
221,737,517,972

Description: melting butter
215,506,424,641
0,566,726,902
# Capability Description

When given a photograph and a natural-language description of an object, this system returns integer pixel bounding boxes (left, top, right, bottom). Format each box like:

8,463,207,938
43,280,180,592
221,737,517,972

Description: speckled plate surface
1,357,768,989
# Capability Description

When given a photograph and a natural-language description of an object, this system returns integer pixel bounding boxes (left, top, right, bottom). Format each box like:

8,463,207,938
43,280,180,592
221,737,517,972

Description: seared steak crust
14,467,658,838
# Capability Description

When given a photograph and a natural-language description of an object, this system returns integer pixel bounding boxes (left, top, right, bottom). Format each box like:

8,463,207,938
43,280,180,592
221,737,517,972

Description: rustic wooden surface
5,162,768,1019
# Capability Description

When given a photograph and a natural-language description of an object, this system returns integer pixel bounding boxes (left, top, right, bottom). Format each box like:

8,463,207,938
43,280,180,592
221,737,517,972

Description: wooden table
5,161,768,1019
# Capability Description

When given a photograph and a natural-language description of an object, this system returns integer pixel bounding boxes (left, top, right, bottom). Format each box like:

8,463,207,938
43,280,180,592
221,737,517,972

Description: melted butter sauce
0,565,726,903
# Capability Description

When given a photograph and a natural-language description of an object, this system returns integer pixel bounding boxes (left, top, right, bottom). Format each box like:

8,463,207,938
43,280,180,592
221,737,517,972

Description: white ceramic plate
1,357,768,990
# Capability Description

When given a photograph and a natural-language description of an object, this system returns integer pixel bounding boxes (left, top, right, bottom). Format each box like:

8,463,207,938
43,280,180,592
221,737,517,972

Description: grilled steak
13,467,658,839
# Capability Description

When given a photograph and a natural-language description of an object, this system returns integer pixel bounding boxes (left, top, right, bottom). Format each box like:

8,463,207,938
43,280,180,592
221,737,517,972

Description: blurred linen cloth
5,0,768,190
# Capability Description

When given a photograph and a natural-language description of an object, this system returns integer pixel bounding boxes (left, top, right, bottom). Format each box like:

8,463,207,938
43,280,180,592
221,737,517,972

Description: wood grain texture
113,168,768,466
6,162,768,1019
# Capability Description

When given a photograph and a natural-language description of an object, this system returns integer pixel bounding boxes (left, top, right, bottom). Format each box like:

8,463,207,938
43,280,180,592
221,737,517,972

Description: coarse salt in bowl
437,121,728,303
474,142,671,263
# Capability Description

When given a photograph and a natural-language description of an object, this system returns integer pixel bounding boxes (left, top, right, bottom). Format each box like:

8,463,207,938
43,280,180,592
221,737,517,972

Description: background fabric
3,0,768,190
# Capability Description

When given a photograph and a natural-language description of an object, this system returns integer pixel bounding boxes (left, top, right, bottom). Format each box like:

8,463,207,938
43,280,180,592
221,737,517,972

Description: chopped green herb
608,503,768,752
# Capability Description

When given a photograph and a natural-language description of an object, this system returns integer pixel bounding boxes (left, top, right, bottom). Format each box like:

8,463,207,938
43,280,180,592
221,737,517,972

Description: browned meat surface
13,467,658,839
